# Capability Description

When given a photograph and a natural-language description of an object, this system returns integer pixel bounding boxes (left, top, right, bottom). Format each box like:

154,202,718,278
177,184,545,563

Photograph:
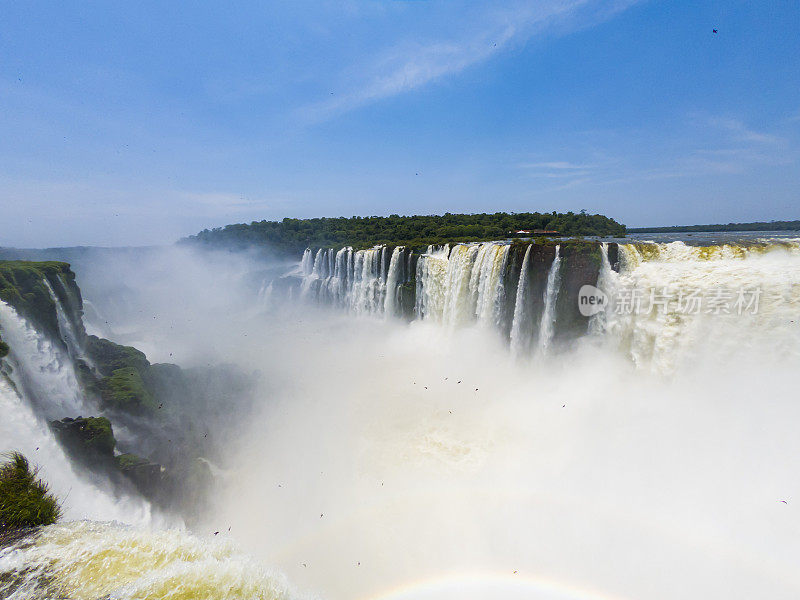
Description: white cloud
297,0,641,123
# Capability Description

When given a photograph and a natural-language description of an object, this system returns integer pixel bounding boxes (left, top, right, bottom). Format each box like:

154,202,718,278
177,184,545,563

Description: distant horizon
2,213,799,251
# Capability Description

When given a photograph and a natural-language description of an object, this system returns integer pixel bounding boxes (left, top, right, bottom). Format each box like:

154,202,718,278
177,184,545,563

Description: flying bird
712,29,718,33
780,500,788,504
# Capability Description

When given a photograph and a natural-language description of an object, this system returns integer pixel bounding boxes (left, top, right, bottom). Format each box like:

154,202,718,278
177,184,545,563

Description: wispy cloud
518,161,596,170
707,116,783,145
511,112,799,194
297,0,641,123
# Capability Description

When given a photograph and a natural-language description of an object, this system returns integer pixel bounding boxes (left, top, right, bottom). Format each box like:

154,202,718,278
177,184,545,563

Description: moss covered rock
100,367,156,413
50,416,116,461
0,452,61,531
86,335,149,377
0,261,84,343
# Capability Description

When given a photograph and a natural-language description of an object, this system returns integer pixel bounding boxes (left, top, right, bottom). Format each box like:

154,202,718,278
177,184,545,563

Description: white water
594,241,800,371
0,377,151,524
301,246,404,315
0,521,290,600
4,239,800,600
0,300,85,418
509,244,532,356
43,278,94,370
538,245,561,352
413,242,511,330
209,310,800,600
384,246,405,317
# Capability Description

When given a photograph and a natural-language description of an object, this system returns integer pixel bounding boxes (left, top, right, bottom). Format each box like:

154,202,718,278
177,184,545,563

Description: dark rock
50,416,116,462
114,453,166,497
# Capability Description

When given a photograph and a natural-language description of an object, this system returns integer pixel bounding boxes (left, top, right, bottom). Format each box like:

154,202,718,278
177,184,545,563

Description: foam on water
0,521,296,600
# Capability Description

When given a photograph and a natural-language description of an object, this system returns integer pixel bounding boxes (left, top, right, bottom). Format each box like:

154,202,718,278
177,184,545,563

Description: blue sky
1,0,798,247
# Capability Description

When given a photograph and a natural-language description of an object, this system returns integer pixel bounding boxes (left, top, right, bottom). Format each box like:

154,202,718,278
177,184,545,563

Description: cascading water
413,242,512,330
594,240,800,371
300,245,409,317
537,245,561,352
415,245,450,321
43,278,94,369
296,238,800,368
473,243,511,328
0,377,151,525
384,246,405,318
509,244,532,356
0,300,86,418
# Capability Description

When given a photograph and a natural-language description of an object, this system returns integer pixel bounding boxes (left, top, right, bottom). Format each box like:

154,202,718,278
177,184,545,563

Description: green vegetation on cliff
101,367,157,413
0,261,79,339
185,211,626,254
83,336,161,413
50,417,116,458
0,452,61,530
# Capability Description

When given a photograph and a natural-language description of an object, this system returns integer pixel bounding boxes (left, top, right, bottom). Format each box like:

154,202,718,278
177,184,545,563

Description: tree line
184,211,627,255
629,220,800,233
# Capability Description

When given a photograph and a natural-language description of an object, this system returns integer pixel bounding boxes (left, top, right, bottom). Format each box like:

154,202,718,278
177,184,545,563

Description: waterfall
292,238,800,367
604,240,800,371
538,245,561,352
300,248,314,275
0,377,151,524
475,243,510,328
589,242,614,336
384,246,404,317
257,280,274,306
510,244,532,355
351,246,385,314
0,299,86,418
414,241,512,328
415,245,452,321
43,278,93,369
0,296,152,524
441,244,480,326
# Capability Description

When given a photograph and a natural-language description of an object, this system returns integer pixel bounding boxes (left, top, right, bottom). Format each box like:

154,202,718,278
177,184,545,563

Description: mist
3,242,800,600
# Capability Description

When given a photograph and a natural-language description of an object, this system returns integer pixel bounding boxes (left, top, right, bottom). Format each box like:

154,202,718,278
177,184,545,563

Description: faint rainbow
359,571,630,600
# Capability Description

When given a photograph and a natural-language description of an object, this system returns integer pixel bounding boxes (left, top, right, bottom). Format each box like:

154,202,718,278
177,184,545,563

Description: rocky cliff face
298,241,619,349
0,261,85,350
0,260,243,520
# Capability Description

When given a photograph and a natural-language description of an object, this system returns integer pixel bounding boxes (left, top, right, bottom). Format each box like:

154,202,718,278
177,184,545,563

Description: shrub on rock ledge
0,452,61,531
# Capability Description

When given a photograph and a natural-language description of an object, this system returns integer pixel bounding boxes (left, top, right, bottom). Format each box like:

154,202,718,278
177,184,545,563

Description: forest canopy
185,211,626,255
